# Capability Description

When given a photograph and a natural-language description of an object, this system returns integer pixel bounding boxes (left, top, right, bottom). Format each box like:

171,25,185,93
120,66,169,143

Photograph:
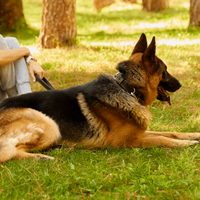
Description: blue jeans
0,35,31,102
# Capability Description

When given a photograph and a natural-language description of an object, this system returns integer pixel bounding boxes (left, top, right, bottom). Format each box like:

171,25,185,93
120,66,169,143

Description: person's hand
28,59,44,82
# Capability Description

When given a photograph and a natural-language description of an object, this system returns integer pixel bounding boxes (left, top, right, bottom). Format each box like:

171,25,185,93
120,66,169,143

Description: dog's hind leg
145,131,200,140
0,145,55,163
0,108,61,163
15,150,55,161
0,144,54,162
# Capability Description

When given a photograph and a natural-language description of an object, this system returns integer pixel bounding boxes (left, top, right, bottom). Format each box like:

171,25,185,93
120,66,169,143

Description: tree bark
0,0,26,31
93,0,115,11
93,0,137,11
142,0,169,12
123,0,137,3
189,0,200,27
38,0,77,49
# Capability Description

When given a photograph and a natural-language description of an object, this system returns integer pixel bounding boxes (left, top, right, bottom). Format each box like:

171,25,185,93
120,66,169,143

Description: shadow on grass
1,25,40,45
31,70,101,92
1,5,196,44
77,6,189,25
78,27,200,42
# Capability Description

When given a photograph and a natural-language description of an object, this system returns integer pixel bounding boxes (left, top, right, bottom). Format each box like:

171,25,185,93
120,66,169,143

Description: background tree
123,0,137,3
189,0,200,27
93,0,137,11
142,0,169,12
38,0,76,49
93,0,115,11
0,0,26,31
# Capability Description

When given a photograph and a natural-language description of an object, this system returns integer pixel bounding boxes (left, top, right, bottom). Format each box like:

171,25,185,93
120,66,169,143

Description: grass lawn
1,0,200,199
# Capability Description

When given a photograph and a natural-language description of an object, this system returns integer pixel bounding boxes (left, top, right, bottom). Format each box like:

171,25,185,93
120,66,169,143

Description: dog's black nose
176,80,182,88
160,77,182,92
170,79,181,92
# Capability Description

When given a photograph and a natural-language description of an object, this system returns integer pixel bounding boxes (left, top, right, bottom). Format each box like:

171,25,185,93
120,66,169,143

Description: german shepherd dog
0,33,199,163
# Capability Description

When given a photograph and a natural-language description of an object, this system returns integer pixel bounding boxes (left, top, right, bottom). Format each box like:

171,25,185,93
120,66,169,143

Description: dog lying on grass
0,33,199,163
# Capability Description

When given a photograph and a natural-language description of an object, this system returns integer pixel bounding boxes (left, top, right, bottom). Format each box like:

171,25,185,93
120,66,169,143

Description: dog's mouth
157,86,171,105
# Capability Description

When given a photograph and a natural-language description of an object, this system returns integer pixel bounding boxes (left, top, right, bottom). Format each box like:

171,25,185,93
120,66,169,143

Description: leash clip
131,88,139,102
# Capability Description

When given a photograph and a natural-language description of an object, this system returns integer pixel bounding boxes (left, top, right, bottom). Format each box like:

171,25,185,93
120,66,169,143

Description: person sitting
0,34,44,103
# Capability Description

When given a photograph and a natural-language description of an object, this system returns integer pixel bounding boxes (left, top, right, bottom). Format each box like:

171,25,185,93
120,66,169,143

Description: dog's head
116,33,181,106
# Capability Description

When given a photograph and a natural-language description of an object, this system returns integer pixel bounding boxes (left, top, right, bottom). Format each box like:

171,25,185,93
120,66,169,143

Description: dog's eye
162,71,168,80
158,63,163,74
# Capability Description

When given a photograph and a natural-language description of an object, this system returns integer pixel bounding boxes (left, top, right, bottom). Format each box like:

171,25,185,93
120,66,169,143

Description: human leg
4,37,31,95
0,35,17,100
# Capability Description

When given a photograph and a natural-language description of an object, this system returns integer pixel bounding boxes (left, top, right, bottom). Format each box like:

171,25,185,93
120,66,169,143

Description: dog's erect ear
142,36,156,62
131,33,148,55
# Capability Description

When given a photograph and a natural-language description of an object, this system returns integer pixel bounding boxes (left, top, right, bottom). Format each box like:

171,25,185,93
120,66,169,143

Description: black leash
35,74,55,90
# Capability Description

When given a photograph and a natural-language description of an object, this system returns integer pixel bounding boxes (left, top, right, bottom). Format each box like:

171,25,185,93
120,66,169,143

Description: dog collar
114,72,142,103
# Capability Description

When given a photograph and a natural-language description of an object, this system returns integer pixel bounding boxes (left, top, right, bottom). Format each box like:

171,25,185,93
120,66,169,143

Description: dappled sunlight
109,4,137,11
134,20,187,29
27,45,40,54
97,20,187,33
90,39,200,47
157,39,200,46
105,0,189,12
134,22,170,29
103,1,140,12
184,3,189,8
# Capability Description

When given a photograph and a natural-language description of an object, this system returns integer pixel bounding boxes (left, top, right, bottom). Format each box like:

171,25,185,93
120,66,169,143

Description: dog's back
0,74,150,144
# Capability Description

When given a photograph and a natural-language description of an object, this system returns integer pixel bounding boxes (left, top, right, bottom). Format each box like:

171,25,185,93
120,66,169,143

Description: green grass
1,0,200,199
2,147,200,199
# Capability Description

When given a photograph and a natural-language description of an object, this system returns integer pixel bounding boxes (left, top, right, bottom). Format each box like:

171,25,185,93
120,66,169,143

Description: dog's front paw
188,133,200,140
189,140,199,146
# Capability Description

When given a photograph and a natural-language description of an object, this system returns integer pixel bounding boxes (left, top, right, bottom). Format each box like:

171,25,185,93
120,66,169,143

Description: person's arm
0,47,30,66
0,47,44,82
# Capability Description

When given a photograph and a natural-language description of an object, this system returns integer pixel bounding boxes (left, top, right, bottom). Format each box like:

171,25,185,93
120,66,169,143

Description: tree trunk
142,0,169,12
0,0,26,31
38,0,77,49
123,0,137,4
93,0,115,11
93,0,137,11
189,0,200,27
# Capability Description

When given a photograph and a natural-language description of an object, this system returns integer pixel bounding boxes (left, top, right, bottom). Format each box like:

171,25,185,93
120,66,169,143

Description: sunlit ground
25,0,196,53
89,38,200,48
27,37,200,55
102,1,189,12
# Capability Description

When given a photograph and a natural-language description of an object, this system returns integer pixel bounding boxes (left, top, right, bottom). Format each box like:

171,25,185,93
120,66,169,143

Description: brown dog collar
114,72,143,103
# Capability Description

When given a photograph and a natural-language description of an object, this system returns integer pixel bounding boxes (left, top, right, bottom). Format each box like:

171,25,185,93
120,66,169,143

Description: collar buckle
114,72,139,102
115,72,124,84
131,88,139,102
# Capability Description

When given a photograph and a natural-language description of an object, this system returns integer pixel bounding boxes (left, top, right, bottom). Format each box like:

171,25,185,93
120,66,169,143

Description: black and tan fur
0,33,200,163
